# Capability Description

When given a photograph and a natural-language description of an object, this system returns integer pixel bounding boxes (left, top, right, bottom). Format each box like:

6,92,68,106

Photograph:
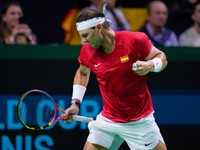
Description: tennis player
63,4,168,150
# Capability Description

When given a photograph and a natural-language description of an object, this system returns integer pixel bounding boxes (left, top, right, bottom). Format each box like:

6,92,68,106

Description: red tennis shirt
78,31,154,123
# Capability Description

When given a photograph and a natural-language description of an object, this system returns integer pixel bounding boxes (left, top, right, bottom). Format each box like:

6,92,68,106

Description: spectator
88,0,131,31
0,1,37,45
179,2,200,47
139,0,178,47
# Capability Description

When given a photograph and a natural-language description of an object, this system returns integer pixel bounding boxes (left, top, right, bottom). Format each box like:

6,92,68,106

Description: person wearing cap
63,4,168,150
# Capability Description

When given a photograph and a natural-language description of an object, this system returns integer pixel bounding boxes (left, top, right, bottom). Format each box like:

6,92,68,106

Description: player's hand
132,60,154,75
62,104,79,122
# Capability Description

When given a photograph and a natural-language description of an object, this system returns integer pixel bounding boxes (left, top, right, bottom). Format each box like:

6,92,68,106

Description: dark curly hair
76,8,105,23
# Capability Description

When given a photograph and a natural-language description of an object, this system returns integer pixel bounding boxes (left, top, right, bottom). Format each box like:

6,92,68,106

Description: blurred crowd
0,0,200,47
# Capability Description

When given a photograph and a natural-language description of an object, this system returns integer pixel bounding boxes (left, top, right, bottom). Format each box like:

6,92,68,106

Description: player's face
2,5,23,28
79,27,103,49
148,2,168,28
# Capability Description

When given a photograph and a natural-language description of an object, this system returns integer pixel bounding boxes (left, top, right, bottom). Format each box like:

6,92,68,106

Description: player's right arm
62,64,90,121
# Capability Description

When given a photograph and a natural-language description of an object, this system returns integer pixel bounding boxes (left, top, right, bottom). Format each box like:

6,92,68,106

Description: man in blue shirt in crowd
139,0,178,47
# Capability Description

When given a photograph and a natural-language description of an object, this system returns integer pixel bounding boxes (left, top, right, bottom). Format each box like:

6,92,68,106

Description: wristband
149,58,163,72
71,99,80,107
72,84,86,103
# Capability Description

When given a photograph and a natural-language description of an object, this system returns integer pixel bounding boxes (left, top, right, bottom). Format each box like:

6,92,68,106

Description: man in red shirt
63,4,168,150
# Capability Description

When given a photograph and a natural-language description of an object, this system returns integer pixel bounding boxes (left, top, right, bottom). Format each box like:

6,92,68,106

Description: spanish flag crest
120,55,129,63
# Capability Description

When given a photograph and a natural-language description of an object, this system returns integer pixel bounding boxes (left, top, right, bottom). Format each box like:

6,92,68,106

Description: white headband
76,4,112,31
76,17,106,31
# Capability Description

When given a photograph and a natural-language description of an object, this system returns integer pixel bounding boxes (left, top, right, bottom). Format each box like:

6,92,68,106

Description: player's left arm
133,45,168,75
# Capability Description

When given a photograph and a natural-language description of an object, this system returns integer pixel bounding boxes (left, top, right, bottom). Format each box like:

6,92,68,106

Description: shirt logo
120,55,129,63
145,142,152,146
94,63,101,67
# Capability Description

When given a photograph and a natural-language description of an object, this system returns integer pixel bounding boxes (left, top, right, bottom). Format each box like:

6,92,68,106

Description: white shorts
87,112,165,150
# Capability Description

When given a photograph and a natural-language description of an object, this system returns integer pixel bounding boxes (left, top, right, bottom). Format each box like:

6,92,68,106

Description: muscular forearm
71,65,90,103
73,66,90,87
